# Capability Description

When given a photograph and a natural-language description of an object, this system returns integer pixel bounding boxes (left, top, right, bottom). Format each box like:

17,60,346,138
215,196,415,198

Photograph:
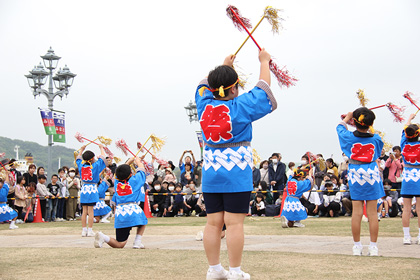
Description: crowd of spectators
1,146,417,224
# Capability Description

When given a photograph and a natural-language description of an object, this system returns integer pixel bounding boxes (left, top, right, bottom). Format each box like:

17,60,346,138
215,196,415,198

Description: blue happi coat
0,183,18,222
336,123,385,200
195,79,277,193
112,168,148,229
281,178,312,221
400,130,420,195
93,180,112,216
76,155,107,204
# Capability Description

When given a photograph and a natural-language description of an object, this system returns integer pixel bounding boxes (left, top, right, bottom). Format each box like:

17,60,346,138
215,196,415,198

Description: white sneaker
81,230,88,237
368,246,378,256
196,231,204,241
362,216,368,222
94,232,104,248
227,270,250,280
87,231,95,237
281,216,289,228
417,236,420,245
352,245,362,256
293,222,305,228
100,218,110,223
9,224,19,230
403,237,412,245
206,268,229,280
16,219,23,224
133,241,145,249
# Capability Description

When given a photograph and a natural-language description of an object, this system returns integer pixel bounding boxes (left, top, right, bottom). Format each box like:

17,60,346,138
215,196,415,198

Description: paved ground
1,234,419,258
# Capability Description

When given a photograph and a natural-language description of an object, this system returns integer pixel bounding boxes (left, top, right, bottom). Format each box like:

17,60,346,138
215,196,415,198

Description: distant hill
0,136,76,172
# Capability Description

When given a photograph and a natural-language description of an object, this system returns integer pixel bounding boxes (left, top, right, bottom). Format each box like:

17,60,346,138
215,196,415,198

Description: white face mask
189,184,195,188
168,186,175,191
302,160,308,165
272,159,278,164
155,186,161,191
343,155,349,161
263,164,268,169
69,172,75,178
258,185,262,190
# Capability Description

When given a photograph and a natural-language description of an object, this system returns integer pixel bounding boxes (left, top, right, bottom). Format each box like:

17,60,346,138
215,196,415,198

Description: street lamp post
184,100,203,160
25,47,76,179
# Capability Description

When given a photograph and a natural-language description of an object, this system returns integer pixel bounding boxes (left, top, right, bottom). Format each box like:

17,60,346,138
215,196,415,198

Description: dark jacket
268,162,287,189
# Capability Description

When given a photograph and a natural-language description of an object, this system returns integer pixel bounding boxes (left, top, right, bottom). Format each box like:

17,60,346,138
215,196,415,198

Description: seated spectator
251,194,266,216
195,193,206,217
326,158,339,177
301,185,321,217
183,180,199,216
380,179,399,218
150,181,167,217
164,182,177,217
173,183,184,216
319,180,342,217
259,181,273,205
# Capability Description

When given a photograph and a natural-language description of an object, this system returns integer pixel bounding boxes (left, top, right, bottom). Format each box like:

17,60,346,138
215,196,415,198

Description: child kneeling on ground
94,156,148,249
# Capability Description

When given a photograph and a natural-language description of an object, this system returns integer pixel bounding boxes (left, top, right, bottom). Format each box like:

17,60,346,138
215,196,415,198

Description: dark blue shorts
203,192,251,214
81,202,96,206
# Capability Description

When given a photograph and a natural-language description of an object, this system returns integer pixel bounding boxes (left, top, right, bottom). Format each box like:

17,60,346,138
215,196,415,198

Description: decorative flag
39,108,56,135
53,111,66,143
196,130,204,159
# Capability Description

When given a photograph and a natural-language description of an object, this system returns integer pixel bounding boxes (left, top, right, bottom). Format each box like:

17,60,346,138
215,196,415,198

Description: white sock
134,234,142,243
369,241,377,248
403,227,410,238
88,227,93,232
354,241,362,247
93,218,97,223
209,263,223,271
10,221,16,226
229,266,241,273
82,227,87,232
102,212,111,220
418,228,420,236
101,233,110,243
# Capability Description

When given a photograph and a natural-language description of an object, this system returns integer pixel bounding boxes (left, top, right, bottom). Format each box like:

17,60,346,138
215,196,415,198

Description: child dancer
0,175,19,229
94,156,148,249
196,49,276,280
76,144,107,237
93,176,112,223
338,108,384,256
400,113,420,245
281,168,312,228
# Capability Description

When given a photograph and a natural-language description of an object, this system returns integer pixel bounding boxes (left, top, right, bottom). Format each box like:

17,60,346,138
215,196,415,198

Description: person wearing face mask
268,153,287,202
259,160,270,186
66,168,80,221
163,182,177,217
150,181,167,217
184,180,200,216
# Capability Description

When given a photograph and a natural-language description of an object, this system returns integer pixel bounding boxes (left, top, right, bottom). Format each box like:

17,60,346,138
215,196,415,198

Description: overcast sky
1,0,419,166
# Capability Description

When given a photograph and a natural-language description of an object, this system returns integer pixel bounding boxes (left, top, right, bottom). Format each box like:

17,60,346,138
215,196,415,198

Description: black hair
353,107,375,130
405,124,420,142
383,178,392,186
293,168,307,179
38,175,47,180
208,65,238,98
115,164,131,181
168,182,176,187
58,168,64,173
17,176,25,184
153,181,161,186
326,158,338,168
82,150,95,161
392,146,401,152
256,193,264,200
301,155,309,161
271,153,280,158
325,180,333,187
51,174,58,179
185,163,192,170
188,180,196,185
259,181,268,191
288,162,295,169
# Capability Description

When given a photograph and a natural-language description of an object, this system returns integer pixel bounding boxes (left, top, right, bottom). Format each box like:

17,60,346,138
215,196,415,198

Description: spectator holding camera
179,150,196,174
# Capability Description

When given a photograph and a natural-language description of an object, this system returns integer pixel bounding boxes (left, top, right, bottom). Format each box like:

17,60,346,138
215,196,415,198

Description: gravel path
1,234,419,258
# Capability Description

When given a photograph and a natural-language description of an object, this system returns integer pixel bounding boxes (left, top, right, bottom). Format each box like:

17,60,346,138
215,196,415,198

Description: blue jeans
45,198,58,221
57,198,65,219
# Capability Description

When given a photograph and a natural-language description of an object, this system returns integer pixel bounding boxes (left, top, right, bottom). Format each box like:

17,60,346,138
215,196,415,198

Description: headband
353,114,370,128
198,79,239,97
404,125,420,139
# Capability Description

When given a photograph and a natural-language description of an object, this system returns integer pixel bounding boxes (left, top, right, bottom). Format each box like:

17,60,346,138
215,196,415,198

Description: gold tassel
356,89,369,107
113,156,121,164
252,148,261,166
219,86,225,97
150,134,166,152
98,136,112,146
264,6,283,34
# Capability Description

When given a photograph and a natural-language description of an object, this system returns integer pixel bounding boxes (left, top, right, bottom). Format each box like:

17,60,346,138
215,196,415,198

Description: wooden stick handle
135,135,153,157
234,15,265,56
229,7,262,50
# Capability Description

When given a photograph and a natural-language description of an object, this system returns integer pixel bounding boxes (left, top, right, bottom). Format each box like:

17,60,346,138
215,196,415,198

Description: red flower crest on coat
199,104,233,142
116,182,133,196
287,181,297,196
350,143,375,162
81,166,93,181
402,144,420,164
